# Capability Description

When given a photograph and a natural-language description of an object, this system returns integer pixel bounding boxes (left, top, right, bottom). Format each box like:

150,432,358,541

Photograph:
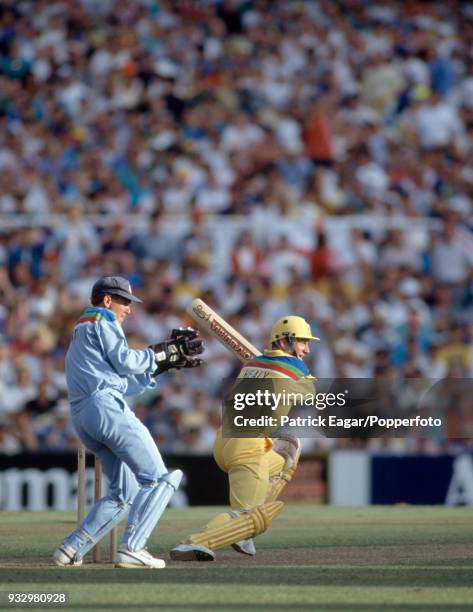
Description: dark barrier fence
371,454,473,505
5,452,471,509
0,452,327,510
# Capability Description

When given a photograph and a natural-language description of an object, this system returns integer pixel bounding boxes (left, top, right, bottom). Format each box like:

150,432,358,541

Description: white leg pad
123,470,182,552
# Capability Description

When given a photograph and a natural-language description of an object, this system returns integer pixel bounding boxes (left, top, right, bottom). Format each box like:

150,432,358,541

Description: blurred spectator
430,215,473,285
39,399,78,451
230,230,265,280
0,415,21,455
24,379,58,417
309,229,339,282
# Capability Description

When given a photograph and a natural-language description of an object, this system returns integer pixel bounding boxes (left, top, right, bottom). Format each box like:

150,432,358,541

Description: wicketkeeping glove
151,327,204,375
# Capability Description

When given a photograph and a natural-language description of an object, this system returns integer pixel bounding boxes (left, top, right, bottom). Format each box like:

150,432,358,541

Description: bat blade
186,298,261,363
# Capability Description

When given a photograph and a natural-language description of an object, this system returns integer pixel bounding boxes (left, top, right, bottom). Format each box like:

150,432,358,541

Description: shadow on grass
2,566,473,588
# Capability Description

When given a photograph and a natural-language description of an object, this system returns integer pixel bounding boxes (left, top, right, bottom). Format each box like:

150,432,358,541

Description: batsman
170,315,318,561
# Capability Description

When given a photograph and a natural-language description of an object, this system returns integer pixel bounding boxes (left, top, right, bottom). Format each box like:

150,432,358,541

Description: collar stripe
251,356,306,376
76,314,105,325
75,307,115,326
247,360,301,380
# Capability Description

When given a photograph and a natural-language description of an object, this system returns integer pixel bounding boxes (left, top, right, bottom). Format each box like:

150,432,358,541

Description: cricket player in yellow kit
170,316,318,561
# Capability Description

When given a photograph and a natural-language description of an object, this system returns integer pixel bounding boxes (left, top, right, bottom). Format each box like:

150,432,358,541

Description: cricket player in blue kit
53,276,204,568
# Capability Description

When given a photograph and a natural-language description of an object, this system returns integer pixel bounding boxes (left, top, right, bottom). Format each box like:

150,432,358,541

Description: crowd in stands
1,0,473,455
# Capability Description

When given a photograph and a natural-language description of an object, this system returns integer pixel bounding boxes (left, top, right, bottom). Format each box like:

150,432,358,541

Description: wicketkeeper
53,276,204,568
170,315,318,561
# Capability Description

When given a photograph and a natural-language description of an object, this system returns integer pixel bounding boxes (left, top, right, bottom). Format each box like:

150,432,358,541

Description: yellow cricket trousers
213,428,285,509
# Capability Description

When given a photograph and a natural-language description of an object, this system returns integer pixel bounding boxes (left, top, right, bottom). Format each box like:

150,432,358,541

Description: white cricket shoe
115,547,166,569
53,545,82,567
232,538,256,556
169,543,215,562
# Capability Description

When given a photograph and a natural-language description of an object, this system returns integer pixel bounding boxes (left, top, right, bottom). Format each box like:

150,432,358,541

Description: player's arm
97,320,156,375
126,372,158,395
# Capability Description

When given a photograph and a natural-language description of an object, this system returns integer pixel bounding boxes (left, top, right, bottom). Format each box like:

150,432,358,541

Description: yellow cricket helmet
270,316,320,344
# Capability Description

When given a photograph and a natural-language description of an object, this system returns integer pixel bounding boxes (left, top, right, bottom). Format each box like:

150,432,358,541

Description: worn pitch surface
1,505,472,611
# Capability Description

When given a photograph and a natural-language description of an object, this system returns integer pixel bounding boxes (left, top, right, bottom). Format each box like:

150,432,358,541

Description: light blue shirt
65,307,157,406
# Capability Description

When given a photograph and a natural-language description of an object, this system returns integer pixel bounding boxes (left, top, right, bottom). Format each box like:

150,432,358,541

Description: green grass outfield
1,505,473,611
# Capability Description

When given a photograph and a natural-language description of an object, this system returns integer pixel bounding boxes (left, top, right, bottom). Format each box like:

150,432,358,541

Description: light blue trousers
64,392,169,559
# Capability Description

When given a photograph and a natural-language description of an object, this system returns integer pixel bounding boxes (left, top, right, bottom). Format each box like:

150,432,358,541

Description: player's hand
272,434,301,472
150,328,204,375
170,327,204,357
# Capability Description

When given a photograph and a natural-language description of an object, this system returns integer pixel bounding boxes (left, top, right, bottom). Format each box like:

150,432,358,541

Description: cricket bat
186,298,261,363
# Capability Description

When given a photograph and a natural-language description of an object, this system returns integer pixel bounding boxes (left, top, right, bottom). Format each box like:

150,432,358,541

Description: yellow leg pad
184,501,284,551
265,465,296,502
205,512,233,531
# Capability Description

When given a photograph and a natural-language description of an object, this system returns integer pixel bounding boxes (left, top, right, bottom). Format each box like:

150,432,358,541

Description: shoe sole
115,561,166,569
170,547,215,562
52,559,82,568
115,550,166,569
231,543,256,556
